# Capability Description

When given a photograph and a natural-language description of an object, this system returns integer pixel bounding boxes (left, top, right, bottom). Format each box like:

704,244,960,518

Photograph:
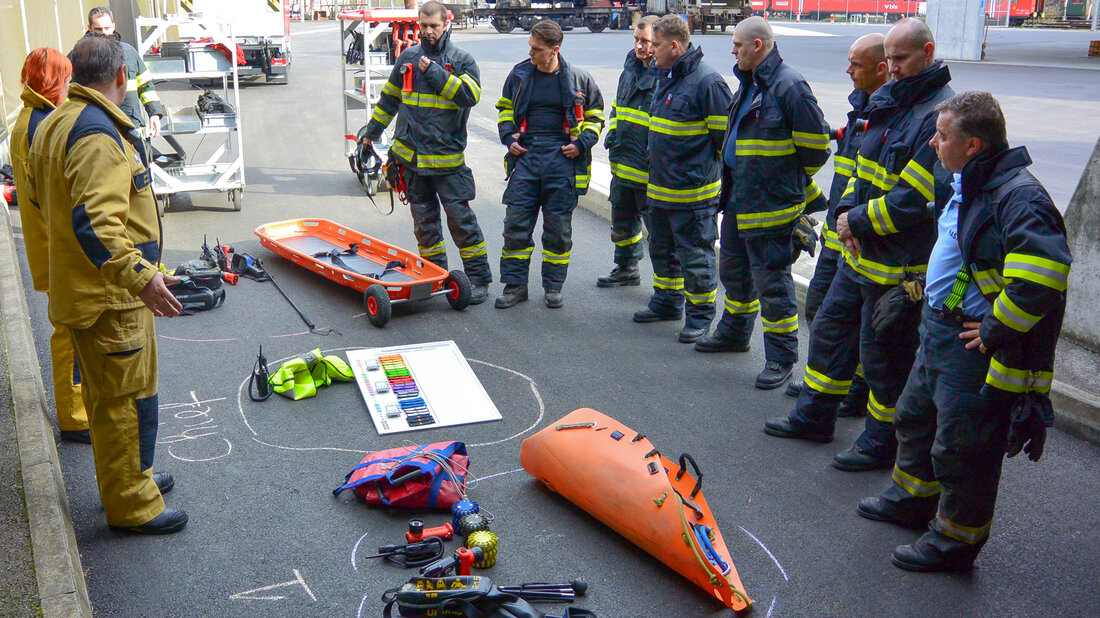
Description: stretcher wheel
445,270,471,311
364,284,392,327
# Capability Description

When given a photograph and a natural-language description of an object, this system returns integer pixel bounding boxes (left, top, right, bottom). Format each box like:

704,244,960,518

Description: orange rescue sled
520,408,752,612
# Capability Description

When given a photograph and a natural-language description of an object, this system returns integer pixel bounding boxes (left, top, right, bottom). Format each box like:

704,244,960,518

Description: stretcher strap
674,453,703,500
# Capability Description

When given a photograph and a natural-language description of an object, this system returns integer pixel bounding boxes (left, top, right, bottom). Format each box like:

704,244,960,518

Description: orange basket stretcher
255,218,471,327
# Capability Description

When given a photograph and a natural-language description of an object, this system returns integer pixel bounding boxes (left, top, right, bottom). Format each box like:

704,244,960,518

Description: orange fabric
21,47,72,106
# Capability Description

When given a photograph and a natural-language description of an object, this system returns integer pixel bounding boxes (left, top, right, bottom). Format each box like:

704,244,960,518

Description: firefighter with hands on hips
12,48,91,444
495,20,604,309
765,18,954,472
858,91,1071,572
632,15,732,343
785,34,889,411
83,7,163,140
28,35,187,535
597,15,659,288
693,16,830,390
359,1,492,304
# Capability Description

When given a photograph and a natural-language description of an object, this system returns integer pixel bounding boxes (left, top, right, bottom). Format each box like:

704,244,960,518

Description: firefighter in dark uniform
495,20,604,309
765,19,954,471
633,15,732,343
85,7,164,139
694,17,830,390
858,92,1071,572
597,15,659,288
785,34,888,411
360,2,492,303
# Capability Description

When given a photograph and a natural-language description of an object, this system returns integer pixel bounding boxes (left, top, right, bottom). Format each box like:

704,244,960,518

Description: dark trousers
645,205,719,329
790,263,918,456
608,178,647,267
405,167,492,285
716,213,799,364
804,243,869,405
878,306,1011,560
500,141,578,290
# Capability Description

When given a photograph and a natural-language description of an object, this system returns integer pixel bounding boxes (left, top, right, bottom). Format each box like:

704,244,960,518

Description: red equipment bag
333,442,468,509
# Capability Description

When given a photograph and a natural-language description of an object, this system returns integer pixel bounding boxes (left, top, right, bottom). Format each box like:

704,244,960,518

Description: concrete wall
1061,136,1100,352
926,0,986,61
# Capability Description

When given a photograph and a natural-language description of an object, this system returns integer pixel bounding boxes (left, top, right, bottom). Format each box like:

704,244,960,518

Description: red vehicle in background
751,0,1043,25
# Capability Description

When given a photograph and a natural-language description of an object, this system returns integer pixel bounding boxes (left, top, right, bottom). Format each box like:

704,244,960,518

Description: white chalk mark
476,468,524,483
168,437,233,462
271,330,310,338
160,396,227,410
766,597,777,618
357,593,370,618
739,526,789,582
465,359,545,447
159,335,240,342
351,531,370,572
352,312,366,318
229,569,317,602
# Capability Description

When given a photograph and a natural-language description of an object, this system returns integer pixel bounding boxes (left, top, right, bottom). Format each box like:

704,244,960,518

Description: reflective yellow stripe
1003,253,1070,292
401,92,460,110
892,465,942,498
646,180,721,205
806,180,822,203
936,517,991,545
610,162,649,184
685,289,716,305
391,139,414,164
418,241,446,257
458,74,481,102
844,251,906,285
866,390,895,423
382,81,401,97
985,358,1053,394
371,106,394,126
498,110,515,123
973,268,1006,296
993,291,1042,333
706,115,727,131
542,249,570,265
615,231,644,247
126,78,138,92
441,74,462,100
459,242,487,258
842,176,856,198
736,201,804,230
608,117,618,131
653,275,684,291
139,90,161,105
854,363,864,378
792,130,829,150
419,152,465,169
868,196,899,235
575,173,590,189
584,109,605,120
502,247,534,260
724,297,760,314
857,154,899,192
580,121,603,135
761,314,798,334
823,227,843,252
834,155,856,177
649,116,708,136
804,366,851,396
899,159,935,202
615,106,650,128
735,138,795,157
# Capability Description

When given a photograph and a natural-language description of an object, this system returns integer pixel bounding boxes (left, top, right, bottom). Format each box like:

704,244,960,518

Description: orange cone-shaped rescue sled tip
520,408,753,611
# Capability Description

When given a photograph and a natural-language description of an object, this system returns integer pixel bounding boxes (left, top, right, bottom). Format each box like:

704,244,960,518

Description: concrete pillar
925,0,985,62
1061,136,1100,351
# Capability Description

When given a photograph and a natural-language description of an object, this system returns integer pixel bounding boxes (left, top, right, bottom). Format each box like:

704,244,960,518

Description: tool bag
333,442,468,509
173,259,223,290
382,576,598,618
167,276,225,313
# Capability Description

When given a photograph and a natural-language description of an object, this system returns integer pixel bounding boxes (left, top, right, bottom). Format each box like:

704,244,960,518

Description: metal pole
1092,0,1098,32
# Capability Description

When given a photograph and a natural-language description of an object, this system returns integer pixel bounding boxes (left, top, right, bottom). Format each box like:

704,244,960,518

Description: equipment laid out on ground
137,14,246,214
255,218,473,327
520,408,753,612
334,441,471,508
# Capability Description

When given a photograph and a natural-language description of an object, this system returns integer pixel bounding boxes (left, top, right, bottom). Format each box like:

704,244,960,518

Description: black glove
1005,391,1054,462
871,277,923,340
792,214,818,258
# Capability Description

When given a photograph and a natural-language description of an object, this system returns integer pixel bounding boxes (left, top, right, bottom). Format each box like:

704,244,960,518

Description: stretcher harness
333,442,469,509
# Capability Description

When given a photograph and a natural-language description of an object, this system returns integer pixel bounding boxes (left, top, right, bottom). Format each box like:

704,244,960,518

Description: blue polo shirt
925,173,992,317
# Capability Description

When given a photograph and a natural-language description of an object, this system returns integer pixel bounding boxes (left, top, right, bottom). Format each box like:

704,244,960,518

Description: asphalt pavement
12,20,1100,617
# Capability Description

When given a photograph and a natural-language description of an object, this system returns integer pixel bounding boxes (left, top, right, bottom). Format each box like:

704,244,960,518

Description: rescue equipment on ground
381,575,598,618
520,409,753,612
248,345,272,402
499,580,587,603
364,538,446,568
166,276,225,314
255,219,473,328
419,546,483,577
465,530,498,568
333,441,470,509
268,348,353,400
406,519,454,543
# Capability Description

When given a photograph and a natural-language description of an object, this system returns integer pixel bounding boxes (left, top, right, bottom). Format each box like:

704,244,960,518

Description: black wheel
445,270,472,311
584,15,609,33
492,16,517,33
363,284,392,327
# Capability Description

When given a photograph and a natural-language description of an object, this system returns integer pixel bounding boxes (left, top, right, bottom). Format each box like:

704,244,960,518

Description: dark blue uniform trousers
804,242,869,405
645,205,719,329
608,178,647,267
500,140,577,291
877,306,1013,561
715,214,799,365
405,166,492,286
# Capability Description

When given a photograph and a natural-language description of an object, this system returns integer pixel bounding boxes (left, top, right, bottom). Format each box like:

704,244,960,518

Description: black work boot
891,531,980,573
110,508,189,535
857,497,935,531
755,361,793,390
678,324,708,343
833,444,894,472
694,334,749,353
763,417,834,443
837,393,867,417
597,265,641,288
494,284,529,309
544,289,564,308
633,307,681,323
153,471,174,495
785,380,802,398
469,285,489,305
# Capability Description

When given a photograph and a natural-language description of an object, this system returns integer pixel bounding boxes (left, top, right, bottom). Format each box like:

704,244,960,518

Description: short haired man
495,20,604,308
785,34,889,410
858,92,1071,572
359,1,492,303
28,35,187,534
695,16,830,390
765,19,954,472
597,15,658,288
84,6,164,139
632,15,732,342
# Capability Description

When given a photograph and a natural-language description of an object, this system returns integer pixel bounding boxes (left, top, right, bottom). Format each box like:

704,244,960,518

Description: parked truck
469,0,750,35
179,0,292,83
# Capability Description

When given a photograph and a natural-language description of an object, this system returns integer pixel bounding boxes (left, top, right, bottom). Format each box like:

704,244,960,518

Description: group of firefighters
8,1,1071,576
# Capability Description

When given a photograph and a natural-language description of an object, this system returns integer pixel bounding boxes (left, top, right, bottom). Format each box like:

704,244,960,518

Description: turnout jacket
720,46,830,236
604,49,657,189
646,44,731,210
838,61,953,286
496,55,605,195
79,32,164,129
942,145,1071,397
363,29,481,175
27,84,161,329
821,89,872,253
12,86,55,292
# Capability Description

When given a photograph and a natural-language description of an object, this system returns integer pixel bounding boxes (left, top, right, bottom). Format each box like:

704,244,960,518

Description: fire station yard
14,21,1100,617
